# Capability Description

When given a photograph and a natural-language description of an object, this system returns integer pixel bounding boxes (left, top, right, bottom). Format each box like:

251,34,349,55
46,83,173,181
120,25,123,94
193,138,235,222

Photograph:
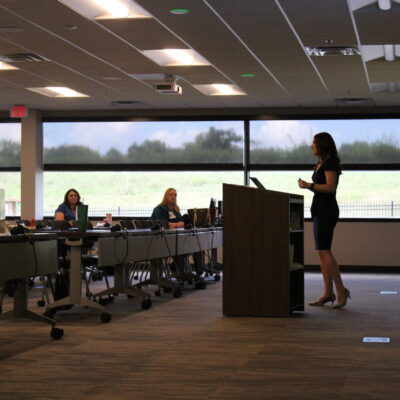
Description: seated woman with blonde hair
151,188,184,229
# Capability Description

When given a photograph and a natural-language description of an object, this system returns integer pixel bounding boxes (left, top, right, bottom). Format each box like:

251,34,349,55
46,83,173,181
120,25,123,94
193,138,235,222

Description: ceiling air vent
305,46,360,56
0,53,48,62
335,98,375,106
111,100,143,105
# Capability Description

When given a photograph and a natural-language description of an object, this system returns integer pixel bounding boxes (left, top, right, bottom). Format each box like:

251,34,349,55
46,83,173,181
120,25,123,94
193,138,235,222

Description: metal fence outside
41,202,400,219
304,201,400,218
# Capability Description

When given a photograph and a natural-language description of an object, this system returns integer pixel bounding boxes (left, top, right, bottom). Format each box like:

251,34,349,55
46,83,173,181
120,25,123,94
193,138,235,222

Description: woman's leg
317,250,334,297
318,250,346,302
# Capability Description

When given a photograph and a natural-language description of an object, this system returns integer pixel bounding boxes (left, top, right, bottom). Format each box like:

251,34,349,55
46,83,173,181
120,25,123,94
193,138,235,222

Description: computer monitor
250,176,266,190
209,197,217,210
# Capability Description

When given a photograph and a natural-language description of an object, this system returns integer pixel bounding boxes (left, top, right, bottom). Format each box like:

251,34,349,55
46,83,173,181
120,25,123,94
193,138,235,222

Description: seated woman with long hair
55,188,82,221
151,188,184,229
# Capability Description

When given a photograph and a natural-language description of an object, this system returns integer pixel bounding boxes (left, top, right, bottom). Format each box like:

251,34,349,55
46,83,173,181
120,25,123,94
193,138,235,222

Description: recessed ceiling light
193,84,246,96
169,9,189,15
0,61,18,70
27,86,89,98
58,0,152,20
0,26,24,33
142,49,210,66
241,73,255,77
305,46,360,56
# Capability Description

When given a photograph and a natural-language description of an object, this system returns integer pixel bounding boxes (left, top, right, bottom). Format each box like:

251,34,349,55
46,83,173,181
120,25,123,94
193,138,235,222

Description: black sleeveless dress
311,157,340,250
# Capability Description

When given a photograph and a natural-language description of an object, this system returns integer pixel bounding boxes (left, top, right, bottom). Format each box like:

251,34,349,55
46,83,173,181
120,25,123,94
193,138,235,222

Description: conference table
45,227,223,322
0,233,64,339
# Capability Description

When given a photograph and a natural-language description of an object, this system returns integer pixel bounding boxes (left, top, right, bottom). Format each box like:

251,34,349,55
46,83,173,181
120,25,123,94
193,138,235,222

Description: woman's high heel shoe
308,294,336,306
333,288,351,309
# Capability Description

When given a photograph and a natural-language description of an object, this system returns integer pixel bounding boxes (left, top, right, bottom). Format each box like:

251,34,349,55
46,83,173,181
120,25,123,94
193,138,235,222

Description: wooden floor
1,273,400,400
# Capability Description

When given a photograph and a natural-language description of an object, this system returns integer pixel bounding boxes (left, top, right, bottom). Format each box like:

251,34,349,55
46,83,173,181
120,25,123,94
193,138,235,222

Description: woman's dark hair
63,189,81,207
314,132,342,173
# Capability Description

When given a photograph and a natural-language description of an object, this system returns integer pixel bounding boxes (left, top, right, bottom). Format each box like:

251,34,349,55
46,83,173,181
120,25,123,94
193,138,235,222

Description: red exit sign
10,105,28,118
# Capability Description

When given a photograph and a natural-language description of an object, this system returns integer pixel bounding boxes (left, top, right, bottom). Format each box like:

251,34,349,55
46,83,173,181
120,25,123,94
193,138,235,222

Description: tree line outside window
1,126,399,165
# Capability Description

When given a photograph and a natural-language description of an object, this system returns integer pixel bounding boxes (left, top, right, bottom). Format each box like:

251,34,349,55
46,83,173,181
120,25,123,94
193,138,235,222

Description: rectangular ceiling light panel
0,61,18,70
142,49,211,66
194,84,246,96
27,86,89,98
58,0,151,19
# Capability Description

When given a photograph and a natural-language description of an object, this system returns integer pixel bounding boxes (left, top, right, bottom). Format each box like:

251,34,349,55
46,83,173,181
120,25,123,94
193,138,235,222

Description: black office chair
133,219,154,229
119,220,135,230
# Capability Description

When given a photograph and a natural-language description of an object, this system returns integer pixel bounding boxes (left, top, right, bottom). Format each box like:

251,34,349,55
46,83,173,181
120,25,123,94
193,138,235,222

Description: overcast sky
0,119,399,155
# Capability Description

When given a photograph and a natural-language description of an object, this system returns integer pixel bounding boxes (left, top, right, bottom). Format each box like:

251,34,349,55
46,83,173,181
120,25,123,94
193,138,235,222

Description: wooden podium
222,184,304,317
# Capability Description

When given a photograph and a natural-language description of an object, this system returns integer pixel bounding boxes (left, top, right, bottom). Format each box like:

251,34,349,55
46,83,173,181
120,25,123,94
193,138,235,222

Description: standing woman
298,132,350,309
55,188,82,221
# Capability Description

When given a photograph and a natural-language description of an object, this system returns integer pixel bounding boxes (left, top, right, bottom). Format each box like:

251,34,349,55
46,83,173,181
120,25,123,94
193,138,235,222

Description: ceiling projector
154,82,182,94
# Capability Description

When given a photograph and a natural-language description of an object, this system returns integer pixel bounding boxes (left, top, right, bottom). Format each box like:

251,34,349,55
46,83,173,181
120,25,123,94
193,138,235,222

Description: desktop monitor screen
250,177,266,190
209,197,217,209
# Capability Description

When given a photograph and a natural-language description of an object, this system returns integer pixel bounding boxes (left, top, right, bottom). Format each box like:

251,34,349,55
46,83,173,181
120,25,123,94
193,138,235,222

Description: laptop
250,177,266,190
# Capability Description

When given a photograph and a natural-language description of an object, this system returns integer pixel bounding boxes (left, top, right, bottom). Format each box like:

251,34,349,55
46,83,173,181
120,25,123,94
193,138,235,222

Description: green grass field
1,170,399,216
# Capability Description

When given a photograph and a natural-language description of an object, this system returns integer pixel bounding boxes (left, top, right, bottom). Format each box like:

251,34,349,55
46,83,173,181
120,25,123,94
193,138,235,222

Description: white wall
305,221,400,266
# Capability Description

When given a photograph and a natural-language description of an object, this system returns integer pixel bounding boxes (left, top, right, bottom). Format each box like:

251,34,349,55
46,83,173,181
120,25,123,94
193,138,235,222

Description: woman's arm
298,170,337,194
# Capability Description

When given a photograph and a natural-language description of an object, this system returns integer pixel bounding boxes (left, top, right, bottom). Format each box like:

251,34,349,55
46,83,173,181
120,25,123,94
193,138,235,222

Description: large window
0,123,21,216
250,119,400,164
249,119,400,218
0,122,20,167
44,121,243,164
44,171,243,217
2,117,398,219
250,171,399,218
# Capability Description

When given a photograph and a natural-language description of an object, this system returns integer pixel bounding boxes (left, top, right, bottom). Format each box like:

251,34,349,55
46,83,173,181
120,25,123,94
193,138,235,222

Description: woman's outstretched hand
298,178,309,189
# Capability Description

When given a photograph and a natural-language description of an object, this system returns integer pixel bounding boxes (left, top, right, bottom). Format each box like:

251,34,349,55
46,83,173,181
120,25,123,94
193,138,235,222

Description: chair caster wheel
141,299,152,310
195,281,206,290
154,290,161,296
37,299,46,307
214,275,221,282
173,288,182,298
50,327,64,340
100,312,111,323
98,298,108,306
44,309,55,319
